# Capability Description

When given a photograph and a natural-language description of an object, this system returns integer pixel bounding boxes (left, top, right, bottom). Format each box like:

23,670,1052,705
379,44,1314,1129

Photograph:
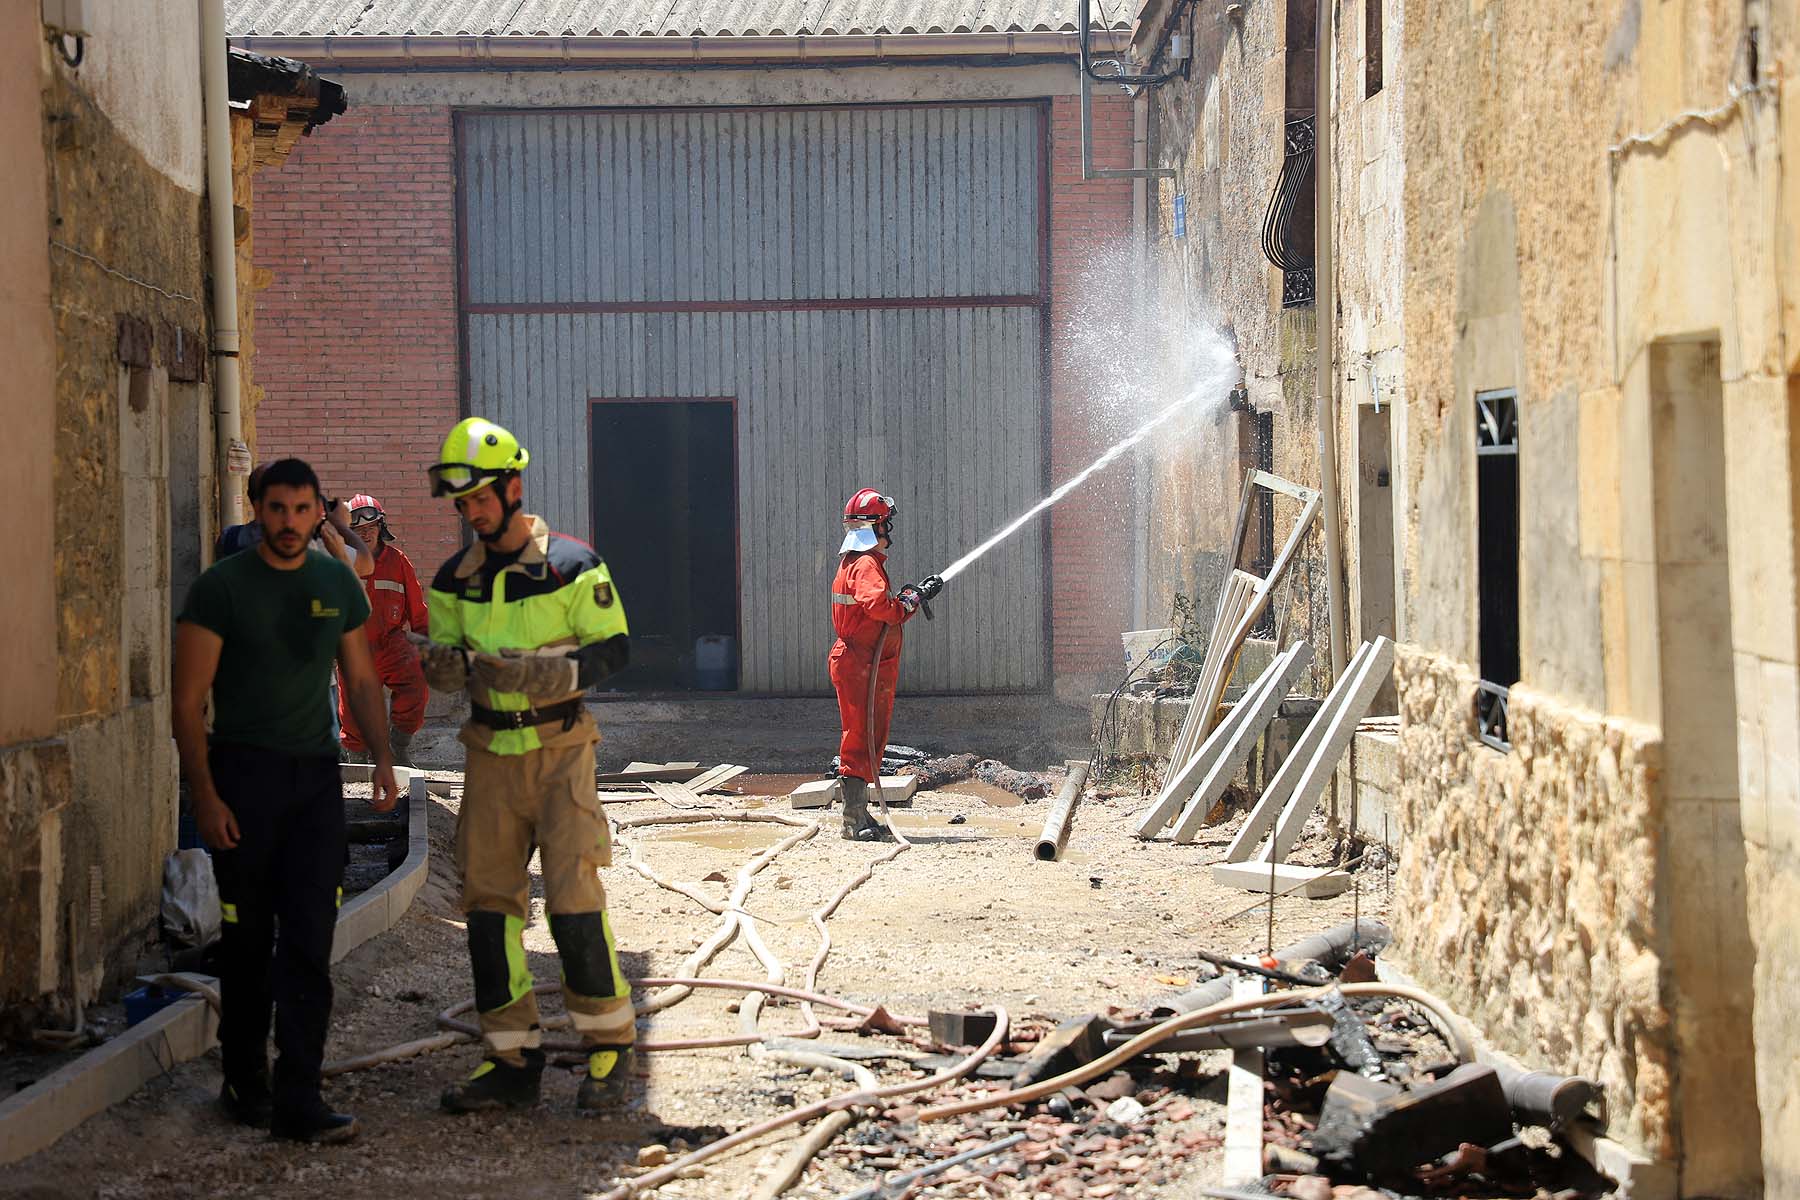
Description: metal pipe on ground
1035,760,1091,861
1271,918,1392,970
1490,1060,1602,1128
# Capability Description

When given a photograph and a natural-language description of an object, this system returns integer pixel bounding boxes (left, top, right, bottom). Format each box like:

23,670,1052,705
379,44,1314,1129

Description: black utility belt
470,699,585,732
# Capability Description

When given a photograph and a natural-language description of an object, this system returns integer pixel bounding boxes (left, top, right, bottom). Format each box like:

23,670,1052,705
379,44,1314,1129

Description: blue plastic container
694,634,737,691
124,984,183,1027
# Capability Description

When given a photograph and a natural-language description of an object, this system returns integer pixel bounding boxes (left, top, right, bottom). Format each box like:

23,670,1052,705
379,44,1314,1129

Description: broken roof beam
1171,642,1315,843
1222,636,1391,865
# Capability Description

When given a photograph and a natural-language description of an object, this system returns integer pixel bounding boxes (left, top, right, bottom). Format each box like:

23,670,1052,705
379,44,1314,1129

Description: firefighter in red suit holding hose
828,489,944,841
339,494,430,766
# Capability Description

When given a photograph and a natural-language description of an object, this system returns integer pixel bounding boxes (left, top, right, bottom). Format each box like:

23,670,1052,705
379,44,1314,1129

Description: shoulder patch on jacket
593,580,614,607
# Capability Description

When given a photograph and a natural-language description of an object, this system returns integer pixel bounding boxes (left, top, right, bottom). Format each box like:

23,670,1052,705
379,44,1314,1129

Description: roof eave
229,31,1134,67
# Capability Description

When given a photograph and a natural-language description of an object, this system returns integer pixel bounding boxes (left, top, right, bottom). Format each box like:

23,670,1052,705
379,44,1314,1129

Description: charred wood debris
820,919,1613,1199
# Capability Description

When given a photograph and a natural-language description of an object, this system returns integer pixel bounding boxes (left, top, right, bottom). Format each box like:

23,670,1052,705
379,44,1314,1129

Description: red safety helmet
346,493,395,543
840,489,896,554
346,493,384,525
843,489,896,523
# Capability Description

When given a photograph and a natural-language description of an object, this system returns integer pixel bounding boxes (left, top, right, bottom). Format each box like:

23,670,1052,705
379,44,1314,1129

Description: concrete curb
0,772,433,1167
0,987,218,1166
332,772,432,963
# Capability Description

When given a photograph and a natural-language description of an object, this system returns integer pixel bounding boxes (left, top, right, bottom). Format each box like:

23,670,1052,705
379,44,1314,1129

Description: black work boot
220,1072,273,1128
839,778,894,842
441,1048,545,1113
269,1098,359,1144
574,1045,636,1111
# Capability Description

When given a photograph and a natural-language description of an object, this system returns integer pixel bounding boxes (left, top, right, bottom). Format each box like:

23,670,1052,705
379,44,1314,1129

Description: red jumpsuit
339,541,430,753
829,550,916,782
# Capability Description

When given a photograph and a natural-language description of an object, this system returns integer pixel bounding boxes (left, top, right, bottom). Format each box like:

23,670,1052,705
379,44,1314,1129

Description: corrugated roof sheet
226,0,1128,37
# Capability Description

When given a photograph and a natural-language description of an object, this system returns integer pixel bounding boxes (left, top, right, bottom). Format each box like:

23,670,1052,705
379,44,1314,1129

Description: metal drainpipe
202,0,247,530
1313,0,1348,680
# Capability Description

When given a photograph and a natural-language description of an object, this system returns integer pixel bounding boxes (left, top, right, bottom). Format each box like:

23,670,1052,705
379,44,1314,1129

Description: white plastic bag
162,848,221,950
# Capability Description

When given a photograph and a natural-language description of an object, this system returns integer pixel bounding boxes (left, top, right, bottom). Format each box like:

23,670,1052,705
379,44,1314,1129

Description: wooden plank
597,766,707,785
692,765,749,794
1262,637,1395,862
1248,468,1322,505
1133,644,1299,839
1169,572,1253,768
1221,976,1268,1184
683,765,734,793
1191,492,1321,756
1212,860,1350,898
1222,638,1380,864
647,781,704,808
1171,642,1315,843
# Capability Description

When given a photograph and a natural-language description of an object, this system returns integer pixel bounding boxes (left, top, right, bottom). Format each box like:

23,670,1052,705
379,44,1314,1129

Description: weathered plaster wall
1330,0,1404,658
1398,0,1797,1191
78,0,205,192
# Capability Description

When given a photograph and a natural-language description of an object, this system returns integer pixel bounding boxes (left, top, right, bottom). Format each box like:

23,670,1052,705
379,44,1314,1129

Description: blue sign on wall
1173,193,1187,239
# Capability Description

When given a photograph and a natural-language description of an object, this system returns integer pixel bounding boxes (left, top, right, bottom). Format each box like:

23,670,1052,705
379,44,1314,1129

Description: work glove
472,648,580,701
896,575,945,618
416,638,469,692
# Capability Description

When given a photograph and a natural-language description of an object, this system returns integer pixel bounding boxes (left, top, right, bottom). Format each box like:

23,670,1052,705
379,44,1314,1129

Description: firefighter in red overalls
829,489,944,840
340,494,430,766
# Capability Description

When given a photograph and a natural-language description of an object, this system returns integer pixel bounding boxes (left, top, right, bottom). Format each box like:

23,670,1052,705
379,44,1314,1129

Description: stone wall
1396,1,1798,1191
0,46,209,1028
1394,648,1672,1154
1140,0,1340,700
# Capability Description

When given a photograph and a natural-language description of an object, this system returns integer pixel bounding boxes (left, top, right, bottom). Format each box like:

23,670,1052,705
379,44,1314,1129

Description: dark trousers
208,745,345,1112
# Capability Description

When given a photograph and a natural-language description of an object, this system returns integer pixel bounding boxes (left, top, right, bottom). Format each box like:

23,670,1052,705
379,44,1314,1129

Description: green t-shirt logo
311,597,341,619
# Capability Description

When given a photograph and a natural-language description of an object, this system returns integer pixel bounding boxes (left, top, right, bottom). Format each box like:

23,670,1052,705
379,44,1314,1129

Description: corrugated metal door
459,105,1046,693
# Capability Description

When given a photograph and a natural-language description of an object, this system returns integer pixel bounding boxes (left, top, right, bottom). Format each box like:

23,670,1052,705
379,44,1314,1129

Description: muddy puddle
638,823,792,852
938,779,1027,807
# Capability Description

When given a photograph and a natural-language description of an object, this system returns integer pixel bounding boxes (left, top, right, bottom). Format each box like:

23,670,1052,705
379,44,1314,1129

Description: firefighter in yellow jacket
417,417,634,1113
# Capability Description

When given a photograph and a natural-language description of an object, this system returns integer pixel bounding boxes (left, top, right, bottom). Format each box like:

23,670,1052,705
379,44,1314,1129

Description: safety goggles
348,505,382,527
428,462,507,498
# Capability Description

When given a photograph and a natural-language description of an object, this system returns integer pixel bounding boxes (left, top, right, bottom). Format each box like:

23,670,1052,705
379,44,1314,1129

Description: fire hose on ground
314,624,931,1197
298,618,1475,1199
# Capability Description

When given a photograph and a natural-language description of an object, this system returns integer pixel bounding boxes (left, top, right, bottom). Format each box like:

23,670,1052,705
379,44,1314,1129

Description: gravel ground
2,767,1388,1200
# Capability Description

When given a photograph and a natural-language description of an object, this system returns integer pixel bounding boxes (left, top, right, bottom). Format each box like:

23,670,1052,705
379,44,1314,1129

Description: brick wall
250,94,1137,691
1047,94,1137,688
250,105,462,563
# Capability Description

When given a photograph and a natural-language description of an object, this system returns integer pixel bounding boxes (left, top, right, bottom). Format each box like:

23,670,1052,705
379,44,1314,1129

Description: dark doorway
588,399,739,691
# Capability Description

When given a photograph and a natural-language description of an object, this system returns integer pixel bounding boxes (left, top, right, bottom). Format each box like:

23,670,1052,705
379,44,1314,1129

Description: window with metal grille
1261,116,1316,308
1475,389,1519,751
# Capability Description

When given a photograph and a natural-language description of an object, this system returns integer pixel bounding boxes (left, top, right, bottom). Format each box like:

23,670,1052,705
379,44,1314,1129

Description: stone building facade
1134,0,1342,695
1133,0,1798,1192
0,9,339,1035
1391,2,1795,1193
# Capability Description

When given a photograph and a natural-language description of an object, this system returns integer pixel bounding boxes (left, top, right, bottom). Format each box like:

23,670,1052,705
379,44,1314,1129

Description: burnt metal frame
452,99,1057,694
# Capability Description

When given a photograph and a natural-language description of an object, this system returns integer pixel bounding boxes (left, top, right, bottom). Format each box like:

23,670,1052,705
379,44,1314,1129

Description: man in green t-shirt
174,457,401,1145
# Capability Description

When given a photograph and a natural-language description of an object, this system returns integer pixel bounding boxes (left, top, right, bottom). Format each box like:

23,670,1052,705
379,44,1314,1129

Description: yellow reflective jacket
428,515,629,755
